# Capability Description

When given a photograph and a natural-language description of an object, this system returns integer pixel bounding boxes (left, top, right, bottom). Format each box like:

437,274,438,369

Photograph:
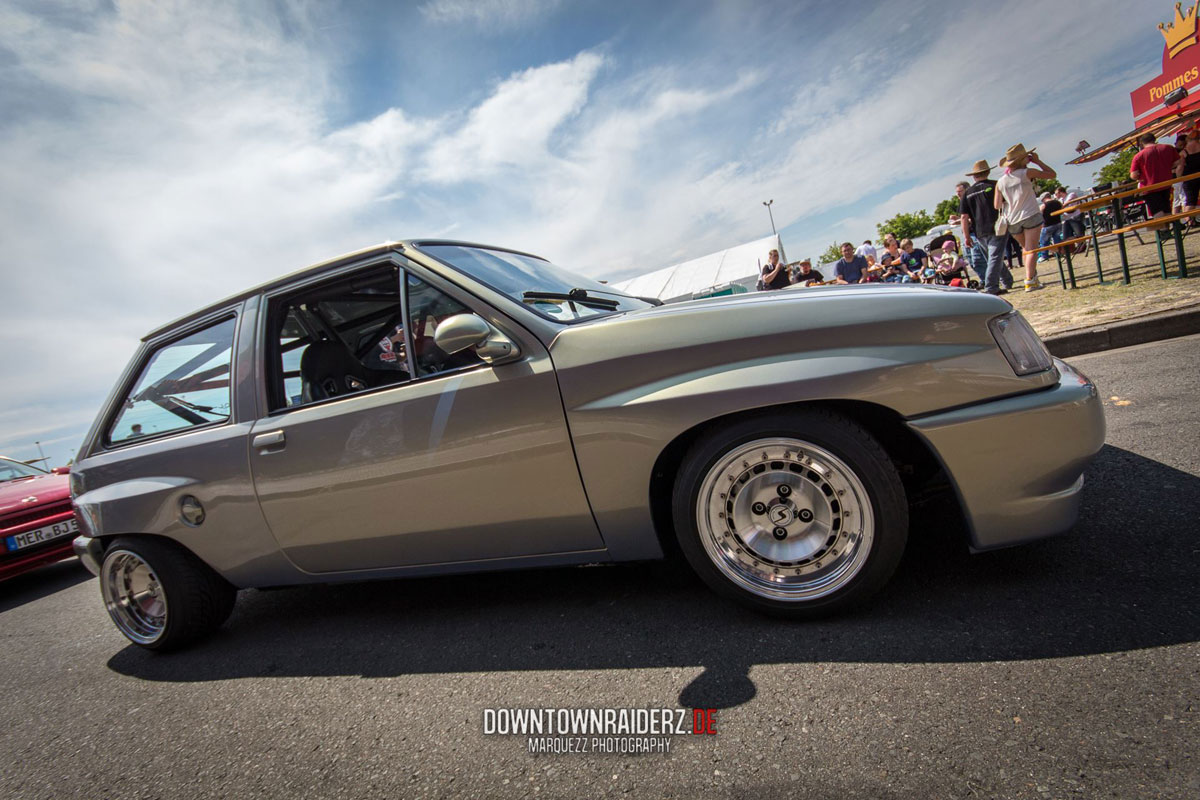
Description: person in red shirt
1130,133,1181,221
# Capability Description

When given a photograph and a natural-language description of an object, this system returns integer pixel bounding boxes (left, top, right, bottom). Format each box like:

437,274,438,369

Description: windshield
0,458,48,482
417,244,653,322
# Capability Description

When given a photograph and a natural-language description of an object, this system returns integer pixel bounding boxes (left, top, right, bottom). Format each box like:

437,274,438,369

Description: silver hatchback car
72,241,1105,650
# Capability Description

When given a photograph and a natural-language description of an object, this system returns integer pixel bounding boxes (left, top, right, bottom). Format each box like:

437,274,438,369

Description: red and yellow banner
1132,1,1200,120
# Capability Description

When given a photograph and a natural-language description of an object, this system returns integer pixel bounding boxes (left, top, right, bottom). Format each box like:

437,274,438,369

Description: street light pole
762,200,786,263
763,200,777,235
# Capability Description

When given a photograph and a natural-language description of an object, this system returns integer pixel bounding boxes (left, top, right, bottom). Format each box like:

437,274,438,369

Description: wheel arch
648,399,956,558
92,532,228,581
93,529,177,551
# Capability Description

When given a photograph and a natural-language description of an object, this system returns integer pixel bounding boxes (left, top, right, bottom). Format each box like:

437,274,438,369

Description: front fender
550,295,1051,561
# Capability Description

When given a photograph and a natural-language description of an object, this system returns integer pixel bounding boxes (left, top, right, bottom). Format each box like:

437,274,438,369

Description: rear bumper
907,358,1106,551
73,534,103,577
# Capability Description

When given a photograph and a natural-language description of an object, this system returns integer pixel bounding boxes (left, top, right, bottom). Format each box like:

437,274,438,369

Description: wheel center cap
768,505,794,526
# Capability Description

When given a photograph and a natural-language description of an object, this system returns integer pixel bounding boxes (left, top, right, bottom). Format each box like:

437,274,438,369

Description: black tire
99,536,237,651
672,409,907,618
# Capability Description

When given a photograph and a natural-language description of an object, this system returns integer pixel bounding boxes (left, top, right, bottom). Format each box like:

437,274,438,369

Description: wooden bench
1027,234,1092,256
1026,235,1095,290
1106,208,1200,235
1054,171,1200,215
1028,209,1200,287
1112,209,1198,282
1052,171,1200,284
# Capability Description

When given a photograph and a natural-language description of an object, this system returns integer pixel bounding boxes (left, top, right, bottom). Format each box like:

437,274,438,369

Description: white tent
611,234,783,302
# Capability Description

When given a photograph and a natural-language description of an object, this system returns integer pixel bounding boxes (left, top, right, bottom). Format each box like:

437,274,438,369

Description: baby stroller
932,254,980,289
928,232,958,253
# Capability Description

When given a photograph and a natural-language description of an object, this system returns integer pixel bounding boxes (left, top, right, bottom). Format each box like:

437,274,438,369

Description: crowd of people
760,142,1063,294
762,234,978,290
759,131,1200,296
1140,128,1200,222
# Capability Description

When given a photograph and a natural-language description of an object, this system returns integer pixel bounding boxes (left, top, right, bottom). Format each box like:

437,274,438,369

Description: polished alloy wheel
695,437,875,601
101,549,168,645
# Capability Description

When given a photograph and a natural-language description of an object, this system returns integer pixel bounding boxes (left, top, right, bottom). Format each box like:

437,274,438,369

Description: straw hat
965,159,994,175
1000,143,1035,167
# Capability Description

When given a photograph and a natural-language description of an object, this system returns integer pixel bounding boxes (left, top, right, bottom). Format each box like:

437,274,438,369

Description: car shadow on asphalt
0,559,91,613
107,445,1199,710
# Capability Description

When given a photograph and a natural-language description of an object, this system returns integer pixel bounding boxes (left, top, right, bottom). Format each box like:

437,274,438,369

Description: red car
0,456,78,580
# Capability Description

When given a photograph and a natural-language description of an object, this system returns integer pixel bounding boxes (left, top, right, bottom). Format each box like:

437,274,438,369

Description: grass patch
1004,229,1200,337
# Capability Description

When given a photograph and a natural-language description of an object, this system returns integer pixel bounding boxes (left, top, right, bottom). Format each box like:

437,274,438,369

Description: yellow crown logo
1160,1,1200,58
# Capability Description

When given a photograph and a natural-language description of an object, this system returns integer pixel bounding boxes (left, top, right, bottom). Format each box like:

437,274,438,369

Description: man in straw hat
959,158,1014,295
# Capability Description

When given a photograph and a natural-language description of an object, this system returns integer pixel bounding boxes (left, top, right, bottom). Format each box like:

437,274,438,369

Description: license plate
6,517,78,552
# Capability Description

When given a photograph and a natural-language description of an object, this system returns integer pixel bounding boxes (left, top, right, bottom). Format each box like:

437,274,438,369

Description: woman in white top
995,143,1056,292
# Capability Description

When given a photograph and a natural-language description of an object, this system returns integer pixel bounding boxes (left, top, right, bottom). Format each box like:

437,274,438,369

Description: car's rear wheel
99,536,236,651
673,410,907,617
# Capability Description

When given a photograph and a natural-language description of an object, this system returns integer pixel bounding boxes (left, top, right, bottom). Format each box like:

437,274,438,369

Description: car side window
405,273,486,378
269,265,412,410
107,316,237,445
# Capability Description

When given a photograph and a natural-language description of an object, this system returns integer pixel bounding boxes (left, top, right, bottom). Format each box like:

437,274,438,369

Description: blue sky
0,0,1179,464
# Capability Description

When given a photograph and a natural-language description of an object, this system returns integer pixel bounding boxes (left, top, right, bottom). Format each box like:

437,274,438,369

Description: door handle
253,430,286,450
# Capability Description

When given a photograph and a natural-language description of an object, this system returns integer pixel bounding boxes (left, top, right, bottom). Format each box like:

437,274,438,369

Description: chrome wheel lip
696,437,875,602
100,549,168,645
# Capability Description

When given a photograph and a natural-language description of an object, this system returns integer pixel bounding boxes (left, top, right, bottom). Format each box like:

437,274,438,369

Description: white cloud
326,109,438,175
419,0,562,29
421,52,604,182
0,1,364,460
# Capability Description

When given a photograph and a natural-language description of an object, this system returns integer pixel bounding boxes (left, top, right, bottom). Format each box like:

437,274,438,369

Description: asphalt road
2,336,1198,800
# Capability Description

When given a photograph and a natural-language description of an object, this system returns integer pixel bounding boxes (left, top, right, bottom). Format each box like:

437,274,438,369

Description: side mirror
433,314,521,364
51,466,71,475
433,314,489,354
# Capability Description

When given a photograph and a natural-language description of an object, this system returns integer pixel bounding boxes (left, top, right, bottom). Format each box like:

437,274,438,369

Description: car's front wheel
672,410,908,617
99,536,237,651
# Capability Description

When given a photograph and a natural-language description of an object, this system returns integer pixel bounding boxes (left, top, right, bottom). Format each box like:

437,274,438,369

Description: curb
1043,304,1200,358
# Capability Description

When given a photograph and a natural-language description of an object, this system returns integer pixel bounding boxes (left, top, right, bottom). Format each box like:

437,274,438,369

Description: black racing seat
300,339,374,403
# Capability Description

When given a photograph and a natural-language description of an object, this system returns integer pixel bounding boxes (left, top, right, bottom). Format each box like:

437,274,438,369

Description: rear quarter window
106,316,237,445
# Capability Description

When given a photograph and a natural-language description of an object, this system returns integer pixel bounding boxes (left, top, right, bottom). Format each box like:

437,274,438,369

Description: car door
247,255,604,573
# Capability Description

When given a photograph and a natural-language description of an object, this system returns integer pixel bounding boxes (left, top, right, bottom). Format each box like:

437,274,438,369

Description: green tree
819,241,843,264
876,209,935,243
932,196,960,225
1095,148,1135,186
1033,177,1065,195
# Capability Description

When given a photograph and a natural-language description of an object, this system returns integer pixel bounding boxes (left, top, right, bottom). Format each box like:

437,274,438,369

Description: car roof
142,239,546,341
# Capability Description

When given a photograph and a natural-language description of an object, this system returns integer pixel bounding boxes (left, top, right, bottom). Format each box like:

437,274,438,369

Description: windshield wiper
522,289,620,310
579,287,663,307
